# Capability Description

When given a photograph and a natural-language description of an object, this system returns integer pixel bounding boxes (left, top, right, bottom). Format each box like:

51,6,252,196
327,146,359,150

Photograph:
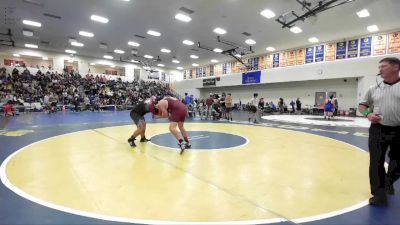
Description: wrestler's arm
154,100,169,118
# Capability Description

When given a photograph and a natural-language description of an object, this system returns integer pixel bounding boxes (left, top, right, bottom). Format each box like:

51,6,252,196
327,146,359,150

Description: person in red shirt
3,101,15,116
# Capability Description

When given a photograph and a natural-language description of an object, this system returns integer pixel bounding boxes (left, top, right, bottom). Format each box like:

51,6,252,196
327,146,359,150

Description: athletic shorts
226,107,232,113
169,107,187,122
130,111,145,127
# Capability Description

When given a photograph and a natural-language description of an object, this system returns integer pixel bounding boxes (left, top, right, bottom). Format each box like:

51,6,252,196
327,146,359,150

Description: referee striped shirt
360,79,400,126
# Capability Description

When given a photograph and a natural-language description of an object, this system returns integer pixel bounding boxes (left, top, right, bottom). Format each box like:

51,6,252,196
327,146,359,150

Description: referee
358,57,400,207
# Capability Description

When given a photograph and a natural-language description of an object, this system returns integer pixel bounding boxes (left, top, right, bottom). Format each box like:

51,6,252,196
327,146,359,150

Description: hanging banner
373,34,387,56
296,49,305,65
279,52,288,67
336,41,347,59
242,71,261,84
347,39,359,58
265,54,273,69
305,47,314,64
325,43,335,61
287,50,296,66
273,53,279,68
315,45,325,62
388,31,400,54
360,36,372,57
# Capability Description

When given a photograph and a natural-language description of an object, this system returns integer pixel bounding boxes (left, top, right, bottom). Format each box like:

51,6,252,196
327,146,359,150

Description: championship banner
265,54,273,69
287,50,296,66
214,64,222,76
252,57,259,70
242,71,261,84
273,53,279,68
279,52,288,67
230,62,238,73
222,63,227,74
315,45,325,62
259,56,266,70
325,43,335,61
209,65,214,76
296,49,305,65
305,47,314,64
336,41,346,59
360,37,372,57
347,39,359,58
203,78,216,87
373,34,387,56
388,31,400,54
183,70,187,80
191,68,196,79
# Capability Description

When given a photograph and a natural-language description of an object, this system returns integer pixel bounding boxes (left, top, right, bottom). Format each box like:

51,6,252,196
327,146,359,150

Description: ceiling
1,0,399,70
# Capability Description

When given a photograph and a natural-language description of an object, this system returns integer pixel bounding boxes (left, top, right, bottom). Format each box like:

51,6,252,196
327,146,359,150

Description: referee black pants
368,123,400,196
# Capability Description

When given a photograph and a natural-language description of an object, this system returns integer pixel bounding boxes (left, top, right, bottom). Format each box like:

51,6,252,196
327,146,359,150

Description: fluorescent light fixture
260,9,276,19
131,60,139,63
22,30,33,37
192,63,199,67
266,46,275,52
182,40,194,45
110,65,115,68
211,59,219,63
144,54,153,59
147,30,161,36
367,25,379,32
190,55,199,59
161,48,171,53
42,57,48,60
234,54,242,58
245,39,256,45
308,37,319,43
157,64,165,67
25,44,38,48
22,19,41,27
71,41,84,47
90,63,96,65
122,0,130,1
65,49,76,54
114,49,125,54
79,31,94,37
90,15,109,23
177,66,183,70
143,66,151,70
356,9,370,18
213,48,223,53
128,41,140,47
290,26,302,34
172,59,180,63
104,55,113,59
213,27,227,35
13,54,20,57
175,13,192,22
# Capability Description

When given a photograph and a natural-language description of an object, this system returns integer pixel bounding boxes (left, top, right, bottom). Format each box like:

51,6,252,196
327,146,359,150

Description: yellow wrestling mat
3,123,370,223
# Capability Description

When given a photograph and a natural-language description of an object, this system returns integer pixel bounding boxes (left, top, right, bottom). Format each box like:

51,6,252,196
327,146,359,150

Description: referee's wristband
361,108,370,117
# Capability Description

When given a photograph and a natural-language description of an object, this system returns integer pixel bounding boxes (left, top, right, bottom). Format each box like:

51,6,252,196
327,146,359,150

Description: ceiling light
147,30,161,37
211,59,219,63
260,9,276,19
22,30,33,37
234,54,242,58
177,67,183,70
22,19,41,27
175,13,192,22
308,37,319,43
131,60,139,63
25,44,38,48
245,39,256,45
114,49,125,54
90,63,96,65
356,9,370,18
128,41,140,47
79,31,94,37
367,25,379,32
161,48,171,53
90,15,109,23
192,63,199,67
182,40,194,45
110,65,115,68
144,54,153,59
71,41,84,47
213,27,227,35
42,57,48,60
65,49,76,54
104,55,113,59
213,48,223,53
143,66,151,70
157,64,165,67
172,59,180,63
266,47,275,52
122,0,130,1
290,26,302,34
190,54,199,59
13,54,20,57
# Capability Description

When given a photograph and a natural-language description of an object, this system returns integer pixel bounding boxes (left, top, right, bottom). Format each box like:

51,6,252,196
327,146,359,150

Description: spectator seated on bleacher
187,104,196,117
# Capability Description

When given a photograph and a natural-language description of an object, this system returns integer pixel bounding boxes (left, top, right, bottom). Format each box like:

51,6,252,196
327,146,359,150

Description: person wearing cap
127,99,151,147
151,96,191,154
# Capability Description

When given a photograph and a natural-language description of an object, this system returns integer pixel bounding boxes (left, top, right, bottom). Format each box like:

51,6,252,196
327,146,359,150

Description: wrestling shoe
179,142,186,155
140,137,151,142
184,142,191,148
128,137,136,147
